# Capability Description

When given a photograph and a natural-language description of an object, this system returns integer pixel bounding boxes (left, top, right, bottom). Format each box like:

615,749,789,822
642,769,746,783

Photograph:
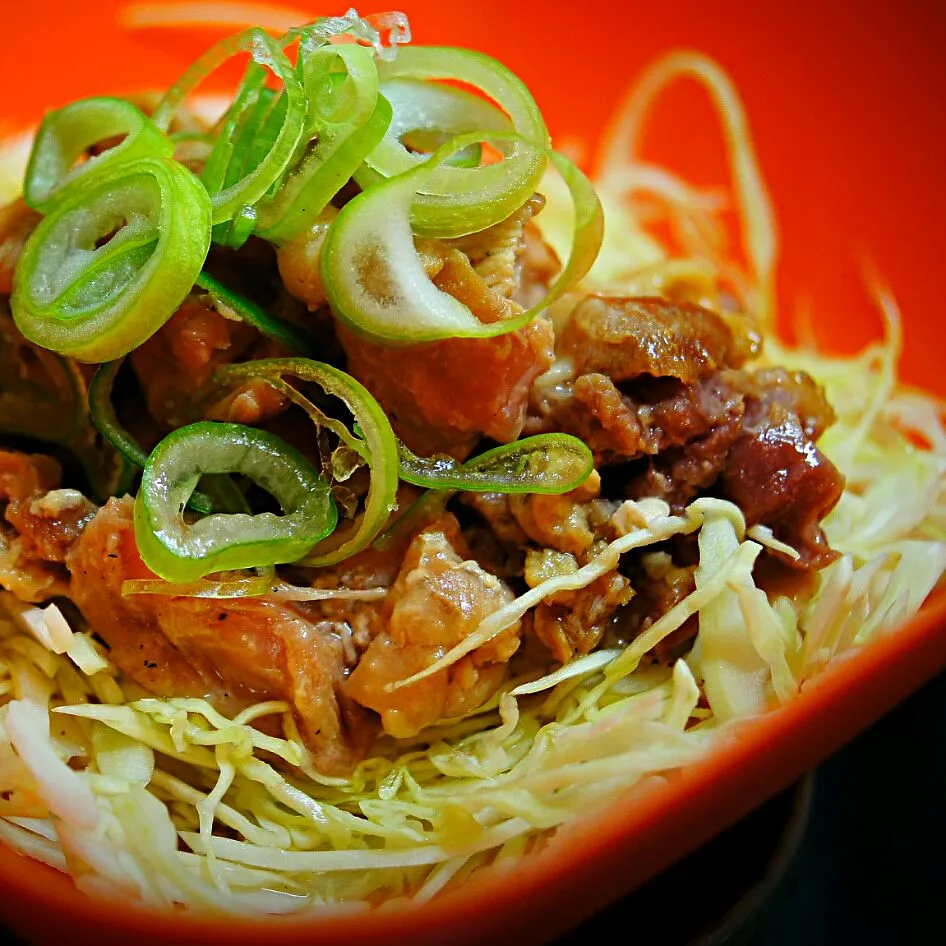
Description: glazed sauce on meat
0,177,846,774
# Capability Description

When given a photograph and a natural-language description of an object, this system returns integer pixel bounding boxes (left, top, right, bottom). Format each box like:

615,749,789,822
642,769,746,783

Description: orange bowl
1,2,945,944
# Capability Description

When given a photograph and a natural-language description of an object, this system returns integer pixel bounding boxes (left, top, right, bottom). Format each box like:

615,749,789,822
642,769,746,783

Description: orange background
4,0,946,394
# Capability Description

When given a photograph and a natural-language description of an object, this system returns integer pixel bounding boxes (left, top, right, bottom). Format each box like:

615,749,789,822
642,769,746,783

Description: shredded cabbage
0,27,943,918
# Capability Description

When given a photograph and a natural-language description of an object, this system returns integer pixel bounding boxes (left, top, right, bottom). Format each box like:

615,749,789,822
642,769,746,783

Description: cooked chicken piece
203,373,289,427
0,459,525,769
418,241,517,324
561,295,759,383
275,208,339,313
528,293,755,464
515,219,562,308
532,570,633,664
462,492,530,548
344,514,521,738
0,199,41,297
445,194,551,301
508,470,603,558
66,497,376,775
0,452,96,602
338,316,554,457
299,542,410,662
461,472,616,578
130,293,287,430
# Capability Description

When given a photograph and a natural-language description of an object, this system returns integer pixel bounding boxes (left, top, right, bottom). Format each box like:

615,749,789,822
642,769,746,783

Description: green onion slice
122,567,275,599
121,569,387,602
215,358,399,566
87,359,149,470
398,434,594,494
282,9,411,61
194,272,314,355
11,156,212,363
322,136,603,345
154,28,306,231
88,359,230,515
374,433,594,551
254,44,392,244
134,422,336,583
356,46,550,238
24,97,173,213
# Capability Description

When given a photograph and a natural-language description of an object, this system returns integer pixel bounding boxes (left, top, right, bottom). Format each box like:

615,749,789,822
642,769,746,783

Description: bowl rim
0,587,942,944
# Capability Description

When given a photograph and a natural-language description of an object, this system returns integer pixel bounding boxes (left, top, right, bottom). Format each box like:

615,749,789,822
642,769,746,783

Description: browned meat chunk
338,317,554,457
275,208,339,312
621,553,699,662
533,571,633,663
0,199,41,297
528,294,757,466
0,452,96,601
533,371,745,474
627,412,744,510
625,374,746,508
130,294,287,430
736,366,836,439
561,295,758,383
719,369,844,570
526,291,841,570
507,470,605,558
344,514,521,738
572,373,647,457
67,497,376,775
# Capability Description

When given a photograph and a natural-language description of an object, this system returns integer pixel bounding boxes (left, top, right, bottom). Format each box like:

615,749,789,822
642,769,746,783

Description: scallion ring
134,421,336,583
24,97,172,213
322,135,603,345
154,28,306,231
374,434,594,551
397,434,594,494
356,46,550,237
11,156,212,362
89,360,240,516
255,44,391,244
87,359,149,470
215,358,398,566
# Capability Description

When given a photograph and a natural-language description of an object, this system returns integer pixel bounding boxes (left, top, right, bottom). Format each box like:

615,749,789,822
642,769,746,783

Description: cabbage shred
0,372,942,909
